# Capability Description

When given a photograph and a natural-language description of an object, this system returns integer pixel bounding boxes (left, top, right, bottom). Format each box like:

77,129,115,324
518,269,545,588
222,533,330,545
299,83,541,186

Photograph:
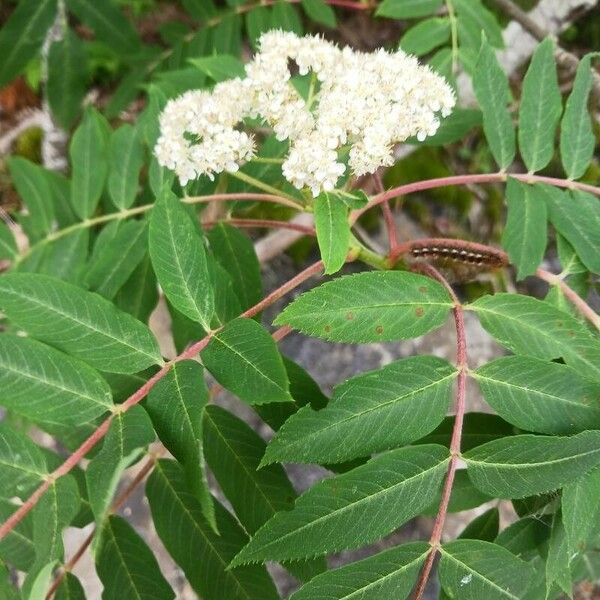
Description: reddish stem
351,172,600,223
536,268,600,332
203,218,315,236
373,172,399,257
410,263,467,600
0,261,324,542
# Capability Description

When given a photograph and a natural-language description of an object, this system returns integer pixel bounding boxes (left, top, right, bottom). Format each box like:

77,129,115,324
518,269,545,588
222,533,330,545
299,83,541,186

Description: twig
373,172,399,258
0,261,324,542
203,218,315,236
409,263,467,600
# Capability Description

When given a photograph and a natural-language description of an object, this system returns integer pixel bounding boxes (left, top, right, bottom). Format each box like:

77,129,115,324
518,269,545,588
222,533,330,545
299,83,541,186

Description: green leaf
7,157,54,243
85,220,148,299
439,539,534,599
562,467,600,555
30,475,80,568
472,36,515,169
24,561,55,600
423,470,493,516
376,0,443,19
54,573,86,600
459,508,500,542
65,0,141,55
149,191,214,330
518,38,562,173
0,425,47,501
207,223,262,312
203,405,325,581
204,405,297,534
275,271,453,343
189,55,246,81
546,513,572,597
230,445,449,565
542,186,600,274
301,0,336,28
473,355,600,435
262,355,456,465
400,17,450,56
146,360,215,531
0,0,57,86
47,29,87,129
0,334,113,427
314,192,350,274
501,178,547,279
289,541,429,600
413,109,483,146
245,6,272,49
418,412,515,452
0,498,35,571
464,431,600,498
495,516,551,558
0,563,19,600
0,273,162,373
96,515,174,600
201,317,292,405
560,54,597,180
36,229,89,284
69,108,109,220
114,256,158,323
454,0,504,49
107,124,145,210
0,222,17,261
86,405,154,522
469,293,600,383
272,1,303,34
147,459,279,600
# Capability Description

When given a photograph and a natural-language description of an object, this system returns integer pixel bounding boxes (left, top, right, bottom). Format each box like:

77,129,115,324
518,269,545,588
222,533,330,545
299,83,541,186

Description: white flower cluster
155,31,455,195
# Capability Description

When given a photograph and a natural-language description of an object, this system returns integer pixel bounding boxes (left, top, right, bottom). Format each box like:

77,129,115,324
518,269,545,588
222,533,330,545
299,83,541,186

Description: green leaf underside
474,355,600,435
96,515,175,600
0,425,47,501
149,191,214,329
147,460,279,600
275,271,453,343
202,318,292,405
263,355,456,465
314,192,350,274
439,539,534,599
86,405,155,522
543,185,600,274
546,514,572,597
55,573,86,600
230,445,449,565
472,37,515,169
495,517,551,558
289,541,429,600
469,293,600,383
560,54,597,180
146,360,215,531
464,431,600,498
458,508,499,542
518,38,562,173
0,273,162,374
501,179,547,280
0,334,113,427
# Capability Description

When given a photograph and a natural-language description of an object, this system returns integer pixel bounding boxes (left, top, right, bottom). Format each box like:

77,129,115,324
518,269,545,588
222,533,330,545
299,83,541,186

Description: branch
0,261,324,542
372,172,399,258
409,264,468,600
203,218,315,236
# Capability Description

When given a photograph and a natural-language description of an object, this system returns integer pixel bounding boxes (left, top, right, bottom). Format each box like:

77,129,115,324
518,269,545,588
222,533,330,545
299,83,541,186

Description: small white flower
155,30,455,195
